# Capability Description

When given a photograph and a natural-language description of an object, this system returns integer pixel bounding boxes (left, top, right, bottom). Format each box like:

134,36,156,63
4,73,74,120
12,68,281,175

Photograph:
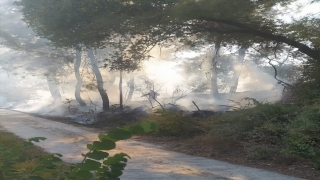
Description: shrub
151,109,207,137
284,106,320,168
210,103,300,144
284,81,320,106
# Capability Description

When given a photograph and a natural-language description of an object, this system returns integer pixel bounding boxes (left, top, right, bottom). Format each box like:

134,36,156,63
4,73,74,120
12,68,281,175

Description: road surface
0,109,302,180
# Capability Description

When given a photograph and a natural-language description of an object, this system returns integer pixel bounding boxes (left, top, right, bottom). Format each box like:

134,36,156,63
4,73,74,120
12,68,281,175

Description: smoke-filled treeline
0,0,319,116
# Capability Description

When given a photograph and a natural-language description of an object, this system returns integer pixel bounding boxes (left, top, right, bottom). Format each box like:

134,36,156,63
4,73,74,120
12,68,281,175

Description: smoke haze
0,0,294,117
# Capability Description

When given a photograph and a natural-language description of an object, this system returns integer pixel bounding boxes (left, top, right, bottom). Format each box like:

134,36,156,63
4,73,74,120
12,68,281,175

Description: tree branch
198,17,320,60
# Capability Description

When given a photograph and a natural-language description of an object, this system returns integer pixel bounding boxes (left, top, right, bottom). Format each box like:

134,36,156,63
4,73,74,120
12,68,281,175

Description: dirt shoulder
19,110,320,180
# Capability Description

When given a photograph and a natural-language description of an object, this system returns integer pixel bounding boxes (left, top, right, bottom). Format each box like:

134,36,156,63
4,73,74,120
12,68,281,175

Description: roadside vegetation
0,122,158,180
143,103,317,161
0,130,68,179
136,81,320,179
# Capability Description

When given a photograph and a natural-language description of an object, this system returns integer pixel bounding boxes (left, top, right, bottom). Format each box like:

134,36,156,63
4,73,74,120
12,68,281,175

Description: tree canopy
15,0,320,88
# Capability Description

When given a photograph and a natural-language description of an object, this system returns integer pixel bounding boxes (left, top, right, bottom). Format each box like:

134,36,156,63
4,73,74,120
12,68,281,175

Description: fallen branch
153,97,164,110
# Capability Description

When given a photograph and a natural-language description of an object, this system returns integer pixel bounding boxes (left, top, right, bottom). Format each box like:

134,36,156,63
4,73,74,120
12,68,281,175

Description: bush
283,81,320,106
208,100,320,168
150,109,207,137
284,106,320,168
140,100,320,169
210,103,300,144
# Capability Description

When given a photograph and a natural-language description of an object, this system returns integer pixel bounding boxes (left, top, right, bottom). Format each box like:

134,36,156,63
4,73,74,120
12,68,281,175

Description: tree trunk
126,76,135,102
46,74,62,102
210,36,222,99
74,48,87,107
119,70,123,111
106,73,116,89
88,49,110,111
229,47,247,93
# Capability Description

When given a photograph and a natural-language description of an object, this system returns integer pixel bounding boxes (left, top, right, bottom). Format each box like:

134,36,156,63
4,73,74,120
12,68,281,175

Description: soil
23,111,320,180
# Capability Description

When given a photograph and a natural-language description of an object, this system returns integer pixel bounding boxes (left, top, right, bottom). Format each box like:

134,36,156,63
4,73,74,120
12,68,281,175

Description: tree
18,0,320,60
87,49,109,111
126,76,135,102
229,46,247,93
93,0,319,74
16,0,120,110
169,0,319,60
105,38,149,110
17,0,320,103
78,0,320,93
74,46,87,107
135,0,320,92
0,2,74,103
45,74,62,102
210,36,222,98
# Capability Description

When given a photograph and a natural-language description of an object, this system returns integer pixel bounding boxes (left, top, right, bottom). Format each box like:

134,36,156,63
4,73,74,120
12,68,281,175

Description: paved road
0,109,302,180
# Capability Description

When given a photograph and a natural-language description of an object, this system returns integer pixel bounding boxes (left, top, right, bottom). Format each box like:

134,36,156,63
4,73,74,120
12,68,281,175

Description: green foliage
0,132,67,180
151,109,206,137
68,121,158,180
207,101,320,168
211,103,300,142
16,0,122,48
134,96,320,169
1,121,158,179
17,0,320,61
284,106,320,168
290,81,320,105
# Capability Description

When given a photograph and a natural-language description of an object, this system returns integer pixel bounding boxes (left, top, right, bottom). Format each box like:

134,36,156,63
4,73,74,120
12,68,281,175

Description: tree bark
119,70,123,111
46,74,62,102
87,49,110,111
229,47,247,93
74,48,87,107
210,36,222,99
126,76,135,102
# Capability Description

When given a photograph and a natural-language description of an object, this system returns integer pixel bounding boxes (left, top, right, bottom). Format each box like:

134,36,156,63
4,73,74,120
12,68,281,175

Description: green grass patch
0,129,68,180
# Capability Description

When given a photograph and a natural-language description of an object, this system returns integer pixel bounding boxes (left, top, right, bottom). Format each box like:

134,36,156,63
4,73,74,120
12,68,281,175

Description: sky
274,0,320,22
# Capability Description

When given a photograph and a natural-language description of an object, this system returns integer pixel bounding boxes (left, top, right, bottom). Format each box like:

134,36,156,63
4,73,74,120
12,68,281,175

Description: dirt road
0,109,302,180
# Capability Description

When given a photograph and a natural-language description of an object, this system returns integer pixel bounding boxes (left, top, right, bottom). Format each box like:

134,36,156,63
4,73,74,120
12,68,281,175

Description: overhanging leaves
93,140,116,150
106,128,132,141
85,150,109,160
76,159,101,171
